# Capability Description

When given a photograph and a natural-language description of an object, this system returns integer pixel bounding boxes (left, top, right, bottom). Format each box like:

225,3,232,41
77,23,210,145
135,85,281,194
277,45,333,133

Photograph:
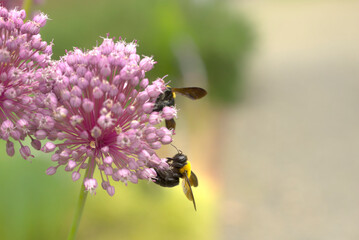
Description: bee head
173,153,187,163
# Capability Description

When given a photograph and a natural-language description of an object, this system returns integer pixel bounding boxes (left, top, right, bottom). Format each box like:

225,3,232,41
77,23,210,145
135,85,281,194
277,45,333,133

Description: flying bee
153,152,198,210
153,86,207,130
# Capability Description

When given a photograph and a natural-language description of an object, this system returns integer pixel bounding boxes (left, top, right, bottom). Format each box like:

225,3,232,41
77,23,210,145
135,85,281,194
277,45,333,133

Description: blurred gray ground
220,1,359,239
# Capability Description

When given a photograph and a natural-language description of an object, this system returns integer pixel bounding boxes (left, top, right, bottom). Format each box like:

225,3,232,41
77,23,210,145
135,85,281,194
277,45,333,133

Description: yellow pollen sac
166,85,176,99
90,141,96,149
180,161,192,178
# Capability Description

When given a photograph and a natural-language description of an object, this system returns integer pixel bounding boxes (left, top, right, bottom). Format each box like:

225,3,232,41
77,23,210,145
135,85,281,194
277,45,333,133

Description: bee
153,86,207,130
153,152,198,210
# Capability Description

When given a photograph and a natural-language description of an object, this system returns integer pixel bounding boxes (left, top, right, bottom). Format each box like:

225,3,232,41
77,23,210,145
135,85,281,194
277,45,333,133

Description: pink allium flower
0,0,44,9
0,7,52,159
0,1,23,9
41,37,174,196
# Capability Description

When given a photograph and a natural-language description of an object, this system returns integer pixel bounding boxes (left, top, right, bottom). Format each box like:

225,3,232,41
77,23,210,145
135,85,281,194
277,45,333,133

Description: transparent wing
182,170,197,211
189,171,198,187
172,87,207,100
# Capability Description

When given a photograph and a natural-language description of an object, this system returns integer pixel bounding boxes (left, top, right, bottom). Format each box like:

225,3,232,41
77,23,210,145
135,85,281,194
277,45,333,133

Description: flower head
0,1,23,9
0,7,52,158
0,0,45,10
41,37,173,196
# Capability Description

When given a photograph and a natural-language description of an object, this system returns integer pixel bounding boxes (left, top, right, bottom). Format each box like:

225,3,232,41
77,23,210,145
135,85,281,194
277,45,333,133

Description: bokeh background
1,0,359,239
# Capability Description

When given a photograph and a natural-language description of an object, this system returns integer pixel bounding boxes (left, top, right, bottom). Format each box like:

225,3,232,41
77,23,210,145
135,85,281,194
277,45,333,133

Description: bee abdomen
154,177,180,187
153,168,180,187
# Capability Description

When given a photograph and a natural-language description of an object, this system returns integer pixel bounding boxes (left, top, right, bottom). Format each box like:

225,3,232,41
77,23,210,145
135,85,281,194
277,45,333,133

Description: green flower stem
22,0,33,20
67,167,91,240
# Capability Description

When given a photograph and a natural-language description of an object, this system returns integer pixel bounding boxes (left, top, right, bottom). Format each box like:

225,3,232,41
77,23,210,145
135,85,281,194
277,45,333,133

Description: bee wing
182,170,197,211
172,87,207,100
165,119,176,130
189,171,198,187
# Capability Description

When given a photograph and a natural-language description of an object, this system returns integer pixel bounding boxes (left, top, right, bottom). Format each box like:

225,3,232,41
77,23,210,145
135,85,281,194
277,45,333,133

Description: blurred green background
40,0,253,104
0,0,253,239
